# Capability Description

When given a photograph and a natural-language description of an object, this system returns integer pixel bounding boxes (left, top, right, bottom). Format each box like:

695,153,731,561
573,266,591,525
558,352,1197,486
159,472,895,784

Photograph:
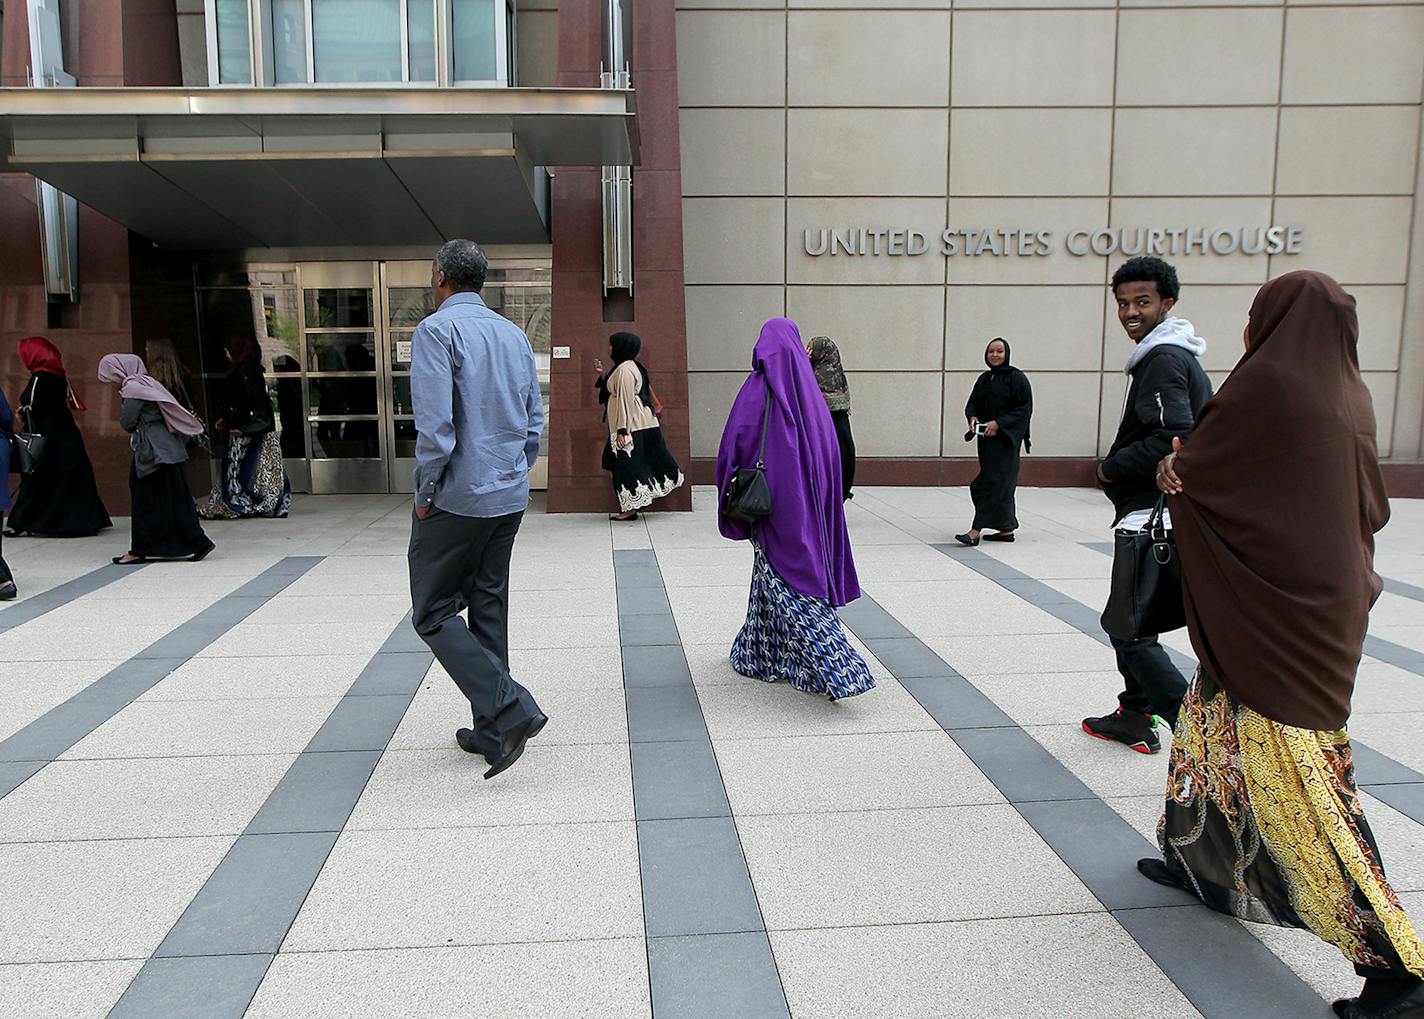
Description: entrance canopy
0,86,639,249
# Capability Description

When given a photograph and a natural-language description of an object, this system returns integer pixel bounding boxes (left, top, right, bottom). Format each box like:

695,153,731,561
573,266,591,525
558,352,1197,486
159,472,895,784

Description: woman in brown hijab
1137,271,1422,1019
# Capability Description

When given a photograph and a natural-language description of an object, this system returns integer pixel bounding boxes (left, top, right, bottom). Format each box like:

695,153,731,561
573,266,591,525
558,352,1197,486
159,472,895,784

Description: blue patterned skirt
730,544,876,701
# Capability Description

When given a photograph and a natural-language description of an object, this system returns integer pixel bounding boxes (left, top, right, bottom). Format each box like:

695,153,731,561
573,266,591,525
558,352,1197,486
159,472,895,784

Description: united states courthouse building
1,0,1421,512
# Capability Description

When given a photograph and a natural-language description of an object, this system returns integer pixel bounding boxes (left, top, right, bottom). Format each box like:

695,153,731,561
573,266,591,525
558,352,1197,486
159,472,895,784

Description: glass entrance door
301,262,387,494
197,258,549,495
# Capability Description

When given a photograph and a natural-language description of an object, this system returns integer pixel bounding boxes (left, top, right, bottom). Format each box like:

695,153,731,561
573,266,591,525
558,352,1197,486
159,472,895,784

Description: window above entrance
207,0,515,88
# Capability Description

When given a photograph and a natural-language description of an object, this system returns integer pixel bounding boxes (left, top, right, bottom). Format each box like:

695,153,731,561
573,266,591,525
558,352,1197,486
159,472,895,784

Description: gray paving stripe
613,548,789,1019
1363,636,1424,677
648,932,790,1019
0,561,147,635
1383,577,1424,603
0,558,323,792
837,589,1323,1014
1049,544,1424,794
1113,906,1326,1017
108,613,433,1013
108,953,274,1019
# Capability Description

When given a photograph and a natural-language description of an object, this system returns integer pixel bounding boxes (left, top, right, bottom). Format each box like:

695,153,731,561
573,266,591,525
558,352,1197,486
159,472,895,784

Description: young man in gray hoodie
1084,257,1213,753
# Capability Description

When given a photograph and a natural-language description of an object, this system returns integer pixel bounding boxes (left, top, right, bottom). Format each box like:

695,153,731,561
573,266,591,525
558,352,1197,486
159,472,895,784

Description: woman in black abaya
956,337,1032,546
6,336,112,538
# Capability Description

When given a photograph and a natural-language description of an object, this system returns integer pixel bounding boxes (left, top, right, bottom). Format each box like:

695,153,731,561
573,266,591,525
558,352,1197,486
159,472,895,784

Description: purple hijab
715,318,860,606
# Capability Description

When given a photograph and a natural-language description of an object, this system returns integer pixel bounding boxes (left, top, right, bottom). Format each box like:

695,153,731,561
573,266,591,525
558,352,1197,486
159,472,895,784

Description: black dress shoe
483,711,549,780
0,581,16,602
984,531,1016,542
189,540,215,563
455,727,498,760
954,532,980,547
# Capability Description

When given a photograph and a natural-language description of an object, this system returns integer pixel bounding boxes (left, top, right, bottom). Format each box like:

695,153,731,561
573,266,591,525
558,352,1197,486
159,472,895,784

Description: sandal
111,554,148,565
610,511,639,521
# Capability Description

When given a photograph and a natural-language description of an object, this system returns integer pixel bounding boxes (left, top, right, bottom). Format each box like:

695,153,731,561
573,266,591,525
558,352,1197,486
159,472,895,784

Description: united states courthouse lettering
802,227,1307,259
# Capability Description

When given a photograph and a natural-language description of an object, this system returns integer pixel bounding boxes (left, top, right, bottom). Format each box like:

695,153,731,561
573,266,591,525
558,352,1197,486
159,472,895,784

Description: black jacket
1100,344,1213,521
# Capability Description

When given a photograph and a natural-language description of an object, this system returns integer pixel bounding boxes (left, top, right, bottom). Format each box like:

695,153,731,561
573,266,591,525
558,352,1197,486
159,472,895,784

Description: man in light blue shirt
408,239,547,779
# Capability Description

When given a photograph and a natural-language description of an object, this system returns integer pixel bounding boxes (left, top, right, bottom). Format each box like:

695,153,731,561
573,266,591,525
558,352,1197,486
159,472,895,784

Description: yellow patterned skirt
1160,670,1424,979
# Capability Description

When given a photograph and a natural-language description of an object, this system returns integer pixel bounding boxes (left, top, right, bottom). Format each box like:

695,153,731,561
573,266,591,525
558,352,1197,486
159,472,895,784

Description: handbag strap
1147,493,1170,541
754,384,771,468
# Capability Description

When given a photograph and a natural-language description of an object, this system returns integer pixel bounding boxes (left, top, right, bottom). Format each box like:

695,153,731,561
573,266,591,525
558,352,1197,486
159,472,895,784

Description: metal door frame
299,260,390,494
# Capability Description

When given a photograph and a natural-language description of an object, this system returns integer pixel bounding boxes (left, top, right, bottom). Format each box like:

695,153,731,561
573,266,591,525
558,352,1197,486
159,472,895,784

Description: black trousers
1112,633,1188,726
830,409,855,501
408,506,540,742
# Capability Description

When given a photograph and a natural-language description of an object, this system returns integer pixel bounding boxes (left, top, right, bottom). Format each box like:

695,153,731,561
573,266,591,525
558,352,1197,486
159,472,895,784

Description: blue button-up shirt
411,291,544,518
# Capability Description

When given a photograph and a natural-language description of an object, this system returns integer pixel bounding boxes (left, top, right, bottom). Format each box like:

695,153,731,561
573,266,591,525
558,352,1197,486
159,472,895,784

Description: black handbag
722,386,773,523
1101,495,1185,641
11,399,45,474
11,431,46,474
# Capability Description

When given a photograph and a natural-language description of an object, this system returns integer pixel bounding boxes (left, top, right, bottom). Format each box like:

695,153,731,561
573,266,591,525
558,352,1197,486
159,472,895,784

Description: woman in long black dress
593,332,683,520
956,337,1032,546
5,336,111,538
98,354,213,564
806,336,856,502
0,387,16,599
200,333,291,520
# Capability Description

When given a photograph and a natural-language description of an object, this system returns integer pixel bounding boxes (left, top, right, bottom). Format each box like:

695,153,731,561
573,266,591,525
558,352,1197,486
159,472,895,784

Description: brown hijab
1170,271,1389,731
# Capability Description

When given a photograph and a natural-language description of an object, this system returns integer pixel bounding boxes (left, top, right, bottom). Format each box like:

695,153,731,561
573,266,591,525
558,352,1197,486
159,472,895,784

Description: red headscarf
18,336,86,411
225,332,263,367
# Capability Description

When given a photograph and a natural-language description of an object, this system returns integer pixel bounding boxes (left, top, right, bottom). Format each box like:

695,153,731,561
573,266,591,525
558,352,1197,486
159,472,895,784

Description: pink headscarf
97,354,205,437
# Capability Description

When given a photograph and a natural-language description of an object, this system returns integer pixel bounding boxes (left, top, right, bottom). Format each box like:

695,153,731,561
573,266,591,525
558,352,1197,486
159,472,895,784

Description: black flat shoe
984,531,1016,542
1136,857,1190,891
954,533,980,547
189,541,215,563
483,711,548,780
0,582,16,601
1334,979,1424,1019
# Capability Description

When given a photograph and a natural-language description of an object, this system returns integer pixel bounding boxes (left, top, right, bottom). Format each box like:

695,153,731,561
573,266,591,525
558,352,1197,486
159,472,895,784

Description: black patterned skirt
609,426,684,513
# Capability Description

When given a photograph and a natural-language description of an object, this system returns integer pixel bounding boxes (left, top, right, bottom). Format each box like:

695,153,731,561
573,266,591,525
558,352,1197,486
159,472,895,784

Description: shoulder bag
11,397,46,474
1101,494,1185,641
722,385,773,523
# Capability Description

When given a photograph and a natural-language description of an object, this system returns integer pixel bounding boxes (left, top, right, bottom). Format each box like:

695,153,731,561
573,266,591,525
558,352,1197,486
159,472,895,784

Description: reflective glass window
452,0,498,81
407,0,437,82
306,332,377,373
388,287,435,327
215,0,253,84
312,0,401,83
272,0,308,83
304,288,374,329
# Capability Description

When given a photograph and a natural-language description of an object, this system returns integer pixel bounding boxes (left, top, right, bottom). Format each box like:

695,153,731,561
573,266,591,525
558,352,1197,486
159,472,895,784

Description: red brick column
547,0,693,513
0,1,183,517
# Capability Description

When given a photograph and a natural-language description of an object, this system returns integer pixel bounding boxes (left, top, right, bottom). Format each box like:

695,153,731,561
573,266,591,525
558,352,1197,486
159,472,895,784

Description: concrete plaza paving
0,486,1421,1018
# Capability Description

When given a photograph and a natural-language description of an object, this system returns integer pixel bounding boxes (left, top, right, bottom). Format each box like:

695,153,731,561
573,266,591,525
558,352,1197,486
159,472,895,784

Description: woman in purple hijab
716,318,874,700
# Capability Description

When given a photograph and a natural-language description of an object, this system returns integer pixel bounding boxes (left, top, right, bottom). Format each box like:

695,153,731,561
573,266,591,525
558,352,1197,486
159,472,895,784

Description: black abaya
830,409,856,501
7,373,112,537
130,461,212,559
965,367,1032,532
